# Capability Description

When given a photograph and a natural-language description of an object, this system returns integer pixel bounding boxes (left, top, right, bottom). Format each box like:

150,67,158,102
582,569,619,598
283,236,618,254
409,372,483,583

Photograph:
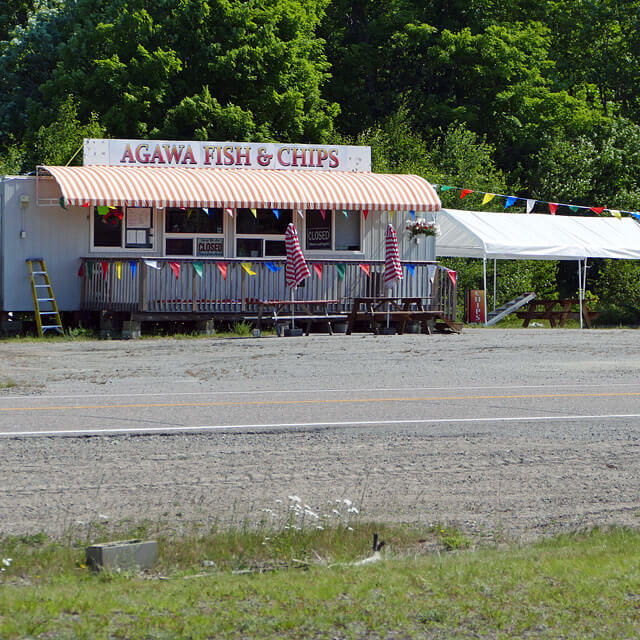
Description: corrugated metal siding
364,211,436,261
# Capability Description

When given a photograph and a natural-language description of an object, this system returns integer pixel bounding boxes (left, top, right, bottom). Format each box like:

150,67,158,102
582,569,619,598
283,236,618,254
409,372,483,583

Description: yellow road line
0,391,639,412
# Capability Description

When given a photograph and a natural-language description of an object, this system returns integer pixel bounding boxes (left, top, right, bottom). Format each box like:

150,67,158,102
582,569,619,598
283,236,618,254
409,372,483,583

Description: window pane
305,209,332,250
335,210,361,251
93,208,122,247
236,238,262,257
165,207,223,234
265,240,286,256
166,238,194,255
236,208,292,234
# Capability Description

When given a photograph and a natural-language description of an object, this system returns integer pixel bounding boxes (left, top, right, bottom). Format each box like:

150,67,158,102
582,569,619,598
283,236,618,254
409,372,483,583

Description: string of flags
77,259,453,283
434,184,639,219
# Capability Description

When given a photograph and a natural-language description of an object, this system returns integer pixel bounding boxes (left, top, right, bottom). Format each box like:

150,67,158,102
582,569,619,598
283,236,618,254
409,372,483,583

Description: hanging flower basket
406,218,439,240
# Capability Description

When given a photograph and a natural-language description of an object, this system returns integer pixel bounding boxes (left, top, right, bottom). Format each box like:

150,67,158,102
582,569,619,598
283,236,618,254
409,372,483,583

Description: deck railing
80,258,457,320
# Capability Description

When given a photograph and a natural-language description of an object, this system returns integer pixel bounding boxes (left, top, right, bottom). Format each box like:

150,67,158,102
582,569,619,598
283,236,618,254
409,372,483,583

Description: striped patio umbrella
384,224,403,289
285,223,310,288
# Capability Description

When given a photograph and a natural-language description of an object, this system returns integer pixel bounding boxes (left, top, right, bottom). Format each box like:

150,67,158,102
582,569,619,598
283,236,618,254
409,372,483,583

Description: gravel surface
1,329,640,541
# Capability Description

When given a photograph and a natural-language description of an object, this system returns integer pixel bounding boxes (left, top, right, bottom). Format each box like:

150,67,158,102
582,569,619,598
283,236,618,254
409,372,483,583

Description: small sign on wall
197,237,224,257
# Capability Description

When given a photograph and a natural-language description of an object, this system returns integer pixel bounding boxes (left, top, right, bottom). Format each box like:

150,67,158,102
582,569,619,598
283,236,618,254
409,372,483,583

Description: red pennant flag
101,261,108,280
363,209,369,220
77,264,84,277
169,262,181,279
320,209,326,220
313,263,323,280
590,206,606,215
549,203,558,215
81,202,90,208
460,189,474,199
217,262,228,280
359,264,371,277
446,269,457,286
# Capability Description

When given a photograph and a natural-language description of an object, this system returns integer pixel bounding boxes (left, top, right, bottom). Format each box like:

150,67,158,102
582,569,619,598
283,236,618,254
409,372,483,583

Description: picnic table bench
346,296,444,335
515,299,599,328
255,299,346,336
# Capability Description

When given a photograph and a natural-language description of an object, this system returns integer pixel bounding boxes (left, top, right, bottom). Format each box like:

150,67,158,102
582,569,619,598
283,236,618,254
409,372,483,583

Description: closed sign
197,237,224,256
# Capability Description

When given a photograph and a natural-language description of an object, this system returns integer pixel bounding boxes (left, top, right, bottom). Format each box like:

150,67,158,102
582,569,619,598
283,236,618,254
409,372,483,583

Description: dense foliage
2,0,640,320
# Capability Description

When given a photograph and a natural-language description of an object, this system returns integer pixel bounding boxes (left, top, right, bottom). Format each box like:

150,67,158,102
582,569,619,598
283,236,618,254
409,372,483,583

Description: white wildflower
275,499,283,504
332,509,341,516
316,525,324,530
347,526,354,531
288,495,302,503
343,499,352,507
1,558,11,567
347,507,359,514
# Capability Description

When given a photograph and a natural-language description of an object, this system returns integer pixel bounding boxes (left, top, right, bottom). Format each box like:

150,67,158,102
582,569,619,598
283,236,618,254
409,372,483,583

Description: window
93,206,155,250
125,208,153,248
165,207,224,256
305,209,361,252
93,207,122,247
235,208,292,257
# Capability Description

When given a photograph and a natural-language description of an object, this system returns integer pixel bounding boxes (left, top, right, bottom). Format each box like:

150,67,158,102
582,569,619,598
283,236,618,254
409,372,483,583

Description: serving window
92,206,154,251
165,207,224,256
235,208,292,257
305,209,361,252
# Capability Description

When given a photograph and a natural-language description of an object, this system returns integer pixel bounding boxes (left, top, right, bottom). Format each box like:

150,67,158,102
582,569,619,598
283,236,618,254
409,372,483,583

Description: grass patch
0,377,16,389
1,524,639,638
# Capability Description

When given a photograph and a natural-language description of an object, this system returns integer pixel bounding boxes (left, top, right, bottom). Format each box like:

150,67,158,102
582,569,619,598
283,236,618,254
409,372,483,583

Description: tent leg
578,260,583,329
493,259,497,312
483,257,488,325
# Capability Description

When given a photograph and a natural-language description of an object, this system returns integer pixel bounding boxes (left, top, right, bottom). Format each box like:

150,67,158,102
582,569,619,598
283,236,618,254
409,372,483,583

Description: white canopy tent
435,209,640,326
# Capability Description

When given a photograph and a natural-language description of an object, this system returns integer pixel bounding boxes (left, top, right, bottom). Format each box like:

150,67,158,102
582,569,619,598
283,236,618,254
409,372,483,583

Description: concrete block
86,539,158,571
121,320,141,339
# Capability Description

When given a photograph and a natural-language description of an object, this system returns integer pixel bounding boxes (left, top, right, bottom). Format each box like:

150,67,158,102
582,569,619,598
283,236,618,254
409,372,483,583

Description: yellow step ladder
26,258,63,336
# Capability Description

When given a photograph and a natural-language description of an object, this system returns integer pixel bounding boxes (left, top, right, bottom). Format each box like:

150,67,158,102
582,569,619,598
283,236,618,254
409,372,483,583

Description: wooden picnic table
345,296,443,335
515,299,599,328
255,299,345,336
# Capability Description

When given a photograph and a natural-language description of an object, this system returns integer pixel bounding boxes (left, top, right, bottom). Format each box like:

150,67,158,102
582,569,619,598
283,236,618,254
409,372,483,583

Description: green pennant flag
59,196,68,210
87,261,93,278
569,206,579,213
440,185,455,192
193,261,203,278
336,263,346,281
97,205,109,216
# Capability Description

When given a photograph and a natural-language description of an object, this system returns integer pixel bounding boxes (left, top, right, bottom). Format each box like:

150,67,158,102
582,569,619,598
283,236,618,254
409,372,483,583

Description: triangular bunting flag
272,208,280,219
440,185,455,192
427,264,437,282
611,210,622,219
313,264,323,280
460,189,473,199
406,264,416,277
320,209,326,220
129,260,137,278
446,268,457,286
389,211,394,220
81,202,90,208
115,261,122,280
59,197,68,210
359,264,371,277
101,261,108,280
265,262,282,272
87,261,93,278
630,213,640,223
342,210,349,218
526,199,536,213
250,208,257,218
193,261,203,278
482,193,496,205
549,203,558,215
217,262,228,280
97,205,109,216
568,206,579,213
363,209,369,220
336,263,346,280
410,209,415,220
297,209,304,218
590,206,606,215
241,262,256,275
144,260,161,270
225,207,234,217
504,196,518,208
77,263,84,277
169,262,181,279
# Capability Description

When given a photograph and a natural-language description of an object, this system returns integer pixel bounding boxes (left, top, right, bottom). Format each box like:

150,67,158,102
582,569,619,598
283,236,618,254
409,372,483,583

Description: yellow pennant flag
610,209,622,219
250,208,257,218
115,261,122,280
482,193,496,205
241,262,256,275
389,211,394,220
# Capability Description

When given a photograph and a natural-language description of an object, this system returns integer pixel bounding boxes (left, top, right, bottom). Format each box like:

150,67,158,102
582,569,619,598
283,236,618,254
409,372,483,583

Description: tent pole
483,257,488,325
578,260,583,329
493,259,497,311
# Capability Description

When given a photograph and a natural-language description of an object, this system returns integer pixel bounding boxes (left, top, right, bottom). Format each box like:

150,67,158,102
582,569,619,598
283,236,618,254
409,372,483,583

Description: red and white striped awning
39,165,440,212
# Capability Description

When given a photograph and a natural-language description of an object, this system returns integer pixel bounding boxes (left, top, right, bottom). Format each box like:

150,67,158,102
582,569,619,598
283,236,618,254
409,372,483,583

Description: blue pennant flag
265,262,282,272
410,210,416,220
272,208,280,219
630,213,640,222
504,196,518,208
406,264,416,277
129,260,137,278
